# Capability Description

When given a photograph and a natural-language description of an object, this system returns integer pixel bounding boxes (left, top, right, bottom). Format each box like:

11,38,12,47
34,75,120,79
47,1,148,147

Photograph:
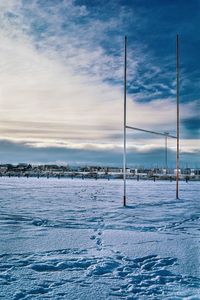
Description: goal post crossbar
126,126,177,139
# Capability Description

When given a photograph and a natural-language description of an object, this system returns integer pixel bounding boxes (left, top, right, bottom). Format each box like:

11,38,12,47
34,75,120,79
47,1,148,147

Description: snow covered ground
0,177,199,299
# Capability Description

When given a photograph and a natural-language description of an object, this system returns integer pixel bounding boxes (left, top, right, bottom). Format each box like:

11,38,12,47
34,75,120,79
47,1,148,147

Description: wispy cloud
0,0,199,165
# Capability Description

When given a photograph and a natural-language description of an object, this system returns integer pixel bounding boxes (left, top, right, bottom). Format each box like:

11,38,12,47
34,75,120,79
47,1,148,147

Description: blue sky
0,0,199,167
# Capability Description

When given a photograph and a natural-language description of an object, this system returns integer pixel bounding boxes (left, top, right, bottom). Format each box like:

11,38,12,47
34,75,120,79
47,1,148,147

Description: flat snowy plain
0,177,199,300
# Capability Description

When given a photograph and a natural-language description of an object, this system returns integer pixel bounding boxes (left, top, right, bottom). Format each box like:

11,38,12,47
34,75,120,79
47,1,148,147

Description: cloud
0,138,199,167
0,0,198,165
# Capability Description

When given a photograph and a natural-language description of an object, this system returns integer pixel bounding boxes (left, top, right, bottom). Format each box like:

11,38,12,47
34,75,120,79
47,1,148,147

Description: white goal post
123,35,180,206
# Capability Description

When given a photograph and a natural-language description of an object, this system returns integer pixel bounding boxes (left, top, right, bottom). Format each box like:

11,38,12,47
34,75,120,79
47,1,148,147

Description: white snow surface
0,177,199,300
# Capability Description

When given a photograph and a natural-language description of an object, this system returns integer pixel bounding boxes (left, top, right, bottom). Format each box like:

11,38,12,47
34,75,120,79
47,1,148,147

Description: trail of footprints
90,217,105,251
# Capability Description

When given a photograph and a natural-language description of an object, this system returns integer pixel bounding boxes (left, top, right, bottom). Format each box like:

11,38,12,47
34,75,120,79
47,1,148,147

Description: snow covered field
0,178,199,299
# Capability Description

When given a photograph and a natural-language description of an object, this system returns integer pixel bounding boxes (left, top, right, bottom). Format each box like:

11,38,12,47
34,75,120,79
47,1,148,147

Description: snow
0,177,199,299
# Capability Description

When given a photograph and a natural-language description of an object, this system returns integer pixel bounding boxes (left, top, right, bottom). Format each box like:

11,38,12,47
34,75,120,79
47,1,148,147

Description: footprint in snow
90,218,105,251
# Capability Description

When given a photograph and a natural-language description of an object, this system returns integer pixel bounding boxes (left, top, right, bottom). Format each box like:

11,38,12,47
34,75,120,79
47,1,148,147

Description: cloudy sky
0,0,199,167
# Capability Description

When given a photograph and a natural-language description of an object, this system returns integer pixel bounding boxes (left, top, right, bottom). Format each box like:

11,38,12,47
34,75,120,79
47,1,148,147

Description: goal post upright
123,36,127,207
165,134,168,172
176,34,180,199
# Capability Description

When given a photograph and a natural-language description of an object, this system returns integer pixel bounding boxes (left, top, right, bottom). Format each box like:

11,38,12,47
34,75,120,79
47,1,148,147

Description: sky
0,0,199,167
